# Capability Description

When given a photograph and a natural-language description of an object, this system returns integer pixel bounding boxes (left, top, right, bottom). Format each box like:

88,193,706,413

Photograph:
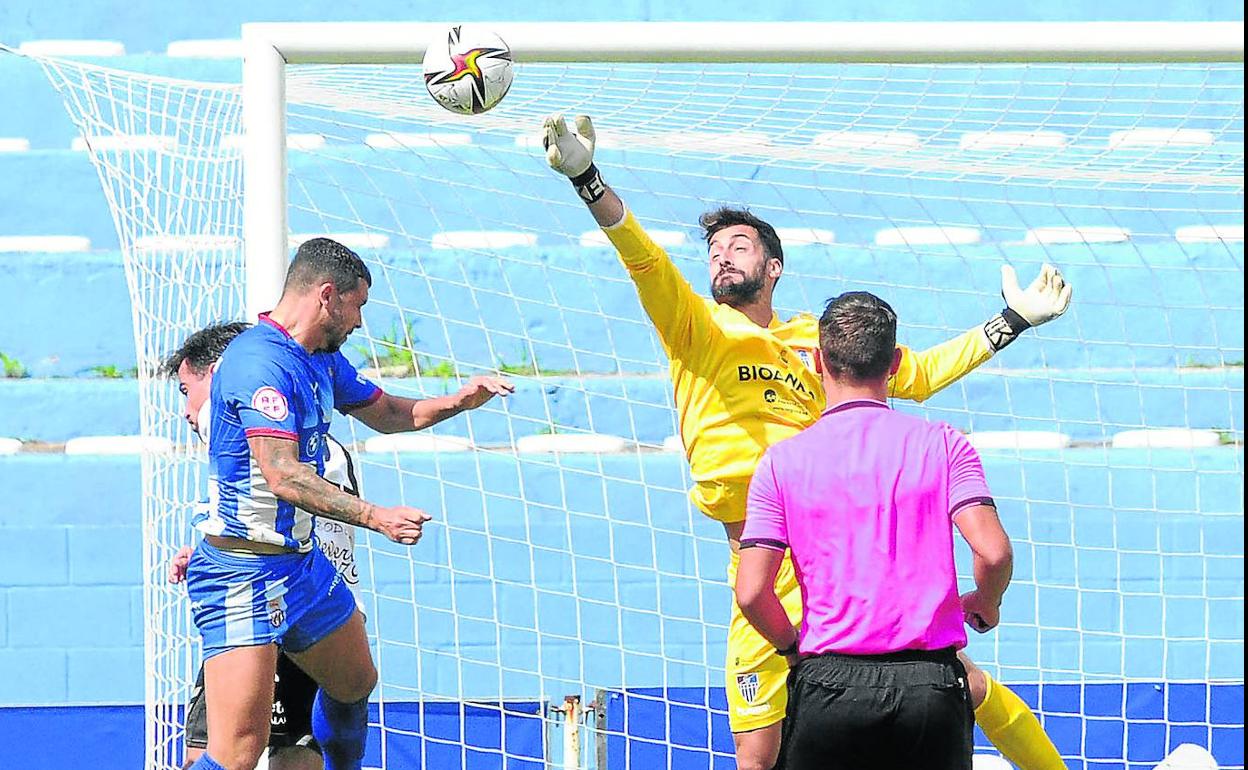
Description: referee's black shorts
778,647,974,770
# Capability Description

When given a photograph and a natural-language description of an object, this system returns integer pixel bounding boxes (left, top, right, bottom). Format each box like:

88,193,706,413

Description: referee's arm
736,545,798,657
735,451,800,659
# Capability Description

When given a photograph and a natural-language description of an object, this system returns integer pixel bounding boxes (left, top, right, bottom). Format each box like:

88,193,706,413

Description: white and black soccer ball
422,25,513,115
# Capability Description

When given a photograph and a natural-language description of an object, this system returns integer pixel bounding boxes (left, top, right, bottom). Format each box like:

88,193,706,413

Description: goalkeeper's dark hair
699,207,784,266
284,237,373,294
818,292,898,381
160,321,251,378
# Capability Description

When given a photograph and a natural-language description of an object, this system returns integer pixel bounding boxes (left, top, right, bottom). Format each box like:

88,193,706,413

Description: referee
734,291,1014,770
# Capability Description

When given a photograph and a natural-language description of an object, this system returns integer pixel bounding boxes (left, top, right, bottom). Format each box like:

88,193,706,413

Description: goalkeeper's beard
711,266,766,307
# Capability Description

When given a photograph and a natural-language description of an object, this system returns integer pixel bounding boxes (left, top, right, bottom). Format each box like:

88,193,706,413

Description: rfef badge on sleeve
251,386,290,421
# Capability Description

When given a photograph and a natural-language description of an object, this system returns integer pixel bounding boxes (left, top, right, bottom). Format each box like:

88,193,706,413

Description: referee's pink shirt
741,399,994,656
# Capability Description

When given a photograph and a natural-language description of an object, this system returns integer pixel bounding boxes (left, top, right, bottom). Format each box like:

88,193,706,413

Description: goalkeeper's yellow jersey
604,210,995,525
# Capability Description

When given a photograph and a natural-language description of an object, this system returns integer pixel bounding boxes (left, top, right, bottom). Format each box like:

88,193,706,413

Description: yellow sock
975,672,1067,770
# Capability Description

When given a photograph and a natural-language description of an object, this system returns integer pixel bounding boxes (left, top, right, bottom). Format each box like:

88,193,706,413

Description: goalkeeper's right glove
543,113,606,204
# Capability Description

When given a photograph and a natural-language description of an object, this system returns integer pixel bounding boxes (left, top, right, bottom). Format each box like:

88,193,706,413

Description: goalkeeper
543,114,1071,770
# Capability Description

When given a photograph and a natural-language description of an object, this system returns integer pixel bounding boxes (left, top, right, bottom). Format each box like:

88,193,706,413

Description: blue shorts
187,541,356,660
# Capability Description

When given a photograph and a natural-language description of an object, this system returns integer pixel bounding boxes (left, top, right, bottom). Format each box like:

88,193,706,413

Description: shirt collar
258,312,293,340
822,398,891,417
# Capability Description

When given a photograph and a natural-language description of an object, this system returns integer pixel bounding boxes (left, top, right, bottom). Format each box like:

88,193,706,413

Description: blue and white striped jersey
201,314,380,551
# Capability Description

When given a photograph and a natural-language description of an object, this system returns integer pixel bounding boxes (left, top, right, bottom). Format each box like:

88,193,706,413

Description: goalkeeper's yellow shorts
725,548,804,733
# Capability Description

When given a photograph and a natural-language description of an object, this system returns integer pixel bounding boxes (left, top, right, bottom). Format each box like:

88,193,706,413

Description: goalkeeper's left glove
983,263,1073,352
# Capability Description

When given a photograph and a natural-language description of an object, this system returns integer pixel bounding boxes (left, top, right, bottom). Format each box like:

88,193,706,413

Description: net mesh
32,50,1245,769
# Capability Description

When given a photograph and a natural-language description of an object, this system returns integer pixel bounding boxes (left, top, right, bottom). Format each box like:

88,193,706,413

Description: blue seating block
67,527,141,585
0,528,67,586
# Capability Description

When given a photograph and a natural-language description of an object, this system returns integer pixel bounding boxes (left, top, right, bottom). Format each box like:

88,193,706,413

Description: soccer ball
422,25,514,115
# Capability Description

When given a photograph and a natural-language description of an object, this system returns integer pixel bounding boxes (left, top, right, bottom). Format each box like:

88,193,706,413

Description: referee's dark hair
284,237,373,294
818,291,898,381
160,321,251,378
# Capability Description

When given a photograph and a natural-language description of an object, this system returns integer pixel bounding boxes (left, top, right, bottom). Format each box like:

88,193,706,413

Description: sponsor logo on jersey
764,389,778,403
737,365,813,396
251,386,290,421
736,673,760,704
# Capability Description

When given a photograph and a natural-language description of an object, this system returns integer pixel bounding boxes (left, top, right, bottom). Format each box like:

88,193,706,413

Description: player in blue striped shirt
187,238,513,770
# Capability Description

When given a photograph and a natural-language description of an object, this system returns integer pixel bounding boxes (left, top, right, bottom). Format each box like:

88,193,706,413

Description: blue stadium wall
0,1,1244,768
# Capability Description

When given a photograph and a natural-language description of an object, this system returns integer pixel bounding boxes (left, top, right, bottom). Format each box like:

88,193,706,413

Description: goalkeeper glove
543,114,606,204
983,263,1073,352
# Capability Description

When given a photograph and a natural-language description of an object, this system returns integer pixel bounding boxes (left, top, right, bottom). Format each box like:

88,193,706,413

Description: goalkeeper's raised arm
544,113,710,355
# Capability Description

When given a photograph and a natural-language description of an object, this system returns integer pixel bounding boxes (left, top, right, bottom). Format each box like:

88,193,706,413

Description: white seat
579,229,687,248
0,438,22,455
959,131,1067,151
661,435,684,453
0,236,90,253
1175,224,1244,243
0,138,31,153
289,232,390,250
71,134,176,152
133,235,241,252
972,756,1013,770
875,226,981,246
165,39,245,59
433,231,538,250
1024,226,1130,244
19,40,125,57
1107,128,1214,149
1111,429,1222,449
775,228,835,246
516,433,629,454
64,435,174,456
967,431,1072,450
365,133,473,149
812,131,920,151
362,434,473,453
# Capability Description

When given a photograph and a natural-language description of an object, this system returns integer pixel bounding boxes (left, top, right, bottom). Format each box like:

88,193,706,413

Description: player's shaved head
818,292,898,382
284,237,373,294
160,321,251,377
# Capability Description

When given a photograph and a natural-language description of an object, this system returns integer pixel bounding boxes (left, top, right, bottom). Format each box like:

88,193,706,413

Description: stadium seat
362,434,474,453
515,433,629,453
63,435,173,455
967,431,1073,450
1111,428,1223,448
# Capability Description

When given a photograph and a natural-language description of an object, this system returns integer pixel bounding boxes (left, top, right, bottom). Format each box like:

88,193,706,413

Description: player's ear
768,257,783,280
889,348,902,376
318,281,335,307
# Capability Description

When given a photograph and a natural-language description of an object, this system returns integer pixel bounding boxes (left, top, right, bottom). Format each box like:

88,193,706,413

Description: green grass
89,364,137,379
356,323,465,378
497,350,577,377
1182,357,1245,369
0,352,28,379
356,322,420,376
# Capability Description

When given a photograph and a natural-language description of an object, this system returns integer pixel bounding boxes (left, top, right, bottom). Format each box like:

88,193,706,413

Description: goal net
28,23,1245,769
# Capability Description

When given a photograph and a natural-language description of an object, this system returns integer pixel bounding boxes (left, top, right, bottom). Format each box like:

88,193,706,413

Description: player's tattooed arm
351,376,514,434
249,435,430,545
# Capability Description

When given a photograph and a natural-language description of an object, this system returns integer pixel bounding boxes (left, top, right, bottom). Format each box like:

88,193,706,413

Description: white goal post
240,21,1245,316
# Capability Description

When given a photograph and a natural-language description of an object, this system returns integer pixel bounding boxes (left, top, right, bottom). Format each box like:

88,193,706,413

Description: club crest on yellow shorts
736,673,760,704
